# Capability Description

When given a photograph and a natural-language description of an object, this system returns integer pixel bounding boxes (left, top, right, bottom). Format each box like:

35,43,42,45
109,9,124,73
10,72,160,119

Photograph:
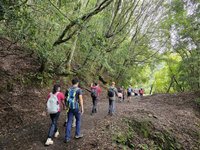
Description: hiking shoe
54,131,59,138
45,138,53,146
75,134,83,139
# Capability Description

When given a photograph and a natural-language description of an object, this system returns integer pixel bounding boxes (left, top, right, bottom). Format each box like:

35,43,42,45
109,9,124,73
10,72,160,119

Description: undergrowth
113,118,182,150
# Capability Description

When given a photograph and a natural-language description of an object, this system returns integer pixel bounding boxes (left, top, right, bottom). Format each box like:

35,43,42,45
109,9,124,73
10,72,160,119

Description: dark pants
48,112,60,138
65,109,81,140
91,97,98,113
108,99,115,115
127,92,131,97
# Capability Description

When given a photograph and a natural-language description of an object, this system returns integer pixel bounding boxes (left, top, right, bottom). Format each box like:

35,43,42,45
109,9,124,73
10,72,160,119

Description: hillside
0,37,200,150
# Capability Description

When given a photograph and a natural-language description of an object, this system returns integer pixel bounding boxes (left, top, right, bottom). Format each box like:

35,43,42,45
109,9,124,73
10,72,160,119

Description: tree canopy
0,0,199,93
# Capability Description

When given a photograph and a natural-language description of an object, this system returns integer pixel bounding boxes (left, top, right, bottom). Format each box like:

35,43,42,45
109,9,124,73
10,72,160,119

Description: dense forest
0,0,199,92
0,1,200,150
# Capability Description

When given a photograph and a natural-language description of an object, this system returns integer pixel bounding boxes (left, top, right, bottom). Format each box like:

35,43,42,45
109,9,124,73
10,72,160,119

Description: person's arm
79,94,84,115
115,88,118,96
78,89,84,114
61,93,65,110
97,87,101,96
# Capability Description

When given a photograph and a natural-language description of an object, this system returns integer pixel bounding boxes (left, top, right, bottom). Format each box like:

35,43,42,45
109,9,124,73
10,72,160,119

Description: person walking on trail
127,85,133,102
117,87,123,102
134,88,138,96
65,78,84,143
63,90,76,128
107,82,118,116
90,82,102,115
45,84,65,146
139,88,144,96
122,86,126,101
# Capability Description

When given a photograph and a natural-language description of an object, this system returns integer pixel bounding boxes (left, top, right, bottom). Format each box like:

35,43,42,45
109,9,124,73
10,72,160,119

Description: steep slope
0,37,46,135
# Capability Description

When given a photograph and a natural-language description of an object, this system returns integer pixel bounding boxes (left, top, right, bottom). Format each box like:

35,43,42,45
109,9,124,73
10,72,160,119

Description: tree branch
53,0,113,46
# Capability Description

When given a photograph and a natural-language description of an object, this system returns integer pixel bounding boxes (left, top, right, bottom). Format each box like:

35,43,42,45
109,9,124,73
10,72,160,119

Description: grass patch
113,118,182,150
112,120,135,149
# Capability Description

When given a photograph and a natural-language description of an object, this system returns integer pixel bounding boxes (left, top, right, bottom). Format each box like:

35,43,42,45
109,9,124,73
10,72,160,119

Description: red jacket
91,86,102,97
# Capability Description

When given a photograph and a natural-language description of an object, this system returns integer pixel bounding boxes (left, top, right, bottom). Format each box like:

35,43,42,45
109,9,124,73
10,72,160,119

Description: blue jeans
48,112,60,138
65,109,81,140
108,99,115,115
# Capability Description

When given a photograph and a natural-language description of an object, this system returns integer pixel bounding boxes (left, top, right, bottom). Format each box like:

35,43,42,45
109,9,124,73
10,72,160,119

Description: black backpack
91,88,97,98
108,88,115,97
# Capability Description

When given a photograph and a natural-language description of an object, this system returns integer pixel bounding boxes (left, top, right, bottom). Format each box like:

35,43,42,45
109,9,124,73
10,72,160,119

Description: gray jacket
108,87,118,101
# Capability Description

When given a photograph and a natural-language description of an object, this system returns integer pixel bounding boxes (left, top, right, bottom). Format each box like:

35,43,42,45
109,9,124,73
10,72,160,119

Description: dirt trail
1,93,200,150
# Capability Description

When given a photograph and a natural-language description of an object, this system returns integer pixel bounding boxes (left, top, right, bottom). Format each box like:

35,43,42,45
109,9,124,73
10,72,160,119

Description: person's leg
120,97,122,102
45,113,60,145
74,109,82,138
111,100,114,115
113,100,116,114
54,112,60,133
94,98,97,113
128,92,130,102
108,99,112,114
72,116,76,127
48,113,59,138
54,112,60,137
65,110,74,141
91,97,95,114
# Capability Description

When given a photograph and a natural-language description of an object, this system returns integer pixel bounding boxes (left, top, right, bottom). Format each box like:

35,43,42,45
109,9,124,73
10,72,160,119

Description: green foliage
113,130,135,149
138,144,148,150
0,0,199,92
113,118,182,150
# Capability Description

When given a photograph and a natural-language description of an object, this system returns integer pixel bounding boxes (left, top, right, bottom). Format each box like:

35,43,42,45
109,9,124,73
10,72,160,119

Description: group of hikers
45,78,144,146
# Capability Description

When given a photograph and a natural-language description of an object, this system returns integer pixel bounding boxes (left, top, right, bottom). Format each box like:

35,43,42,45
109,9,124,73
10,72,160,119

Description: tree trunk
167,76,174,93
66,33,79,73
149,83,154,95
173,76,183,92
